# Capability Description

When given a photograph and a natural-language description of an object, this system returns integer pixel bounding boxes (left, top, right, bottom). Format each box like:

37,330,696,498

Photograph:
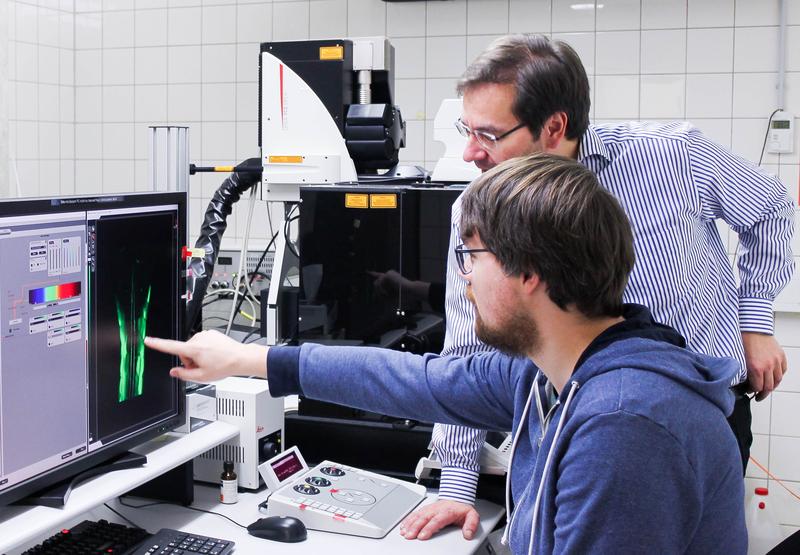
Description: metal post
148,126,190,192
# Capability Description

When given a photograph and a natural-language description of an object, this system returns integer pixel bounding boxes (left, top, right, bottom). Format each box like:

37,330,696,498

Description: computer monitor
0,192,187,506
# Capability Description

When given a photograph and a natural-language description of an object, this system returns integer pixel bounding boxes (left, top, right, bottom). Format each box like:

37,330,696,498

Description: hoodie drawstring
527,380,581,555
500,371,541,546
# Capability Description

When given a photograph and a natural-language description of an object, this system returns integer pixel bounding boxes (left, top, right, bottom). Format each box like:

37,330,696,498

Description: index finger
145,336,192,357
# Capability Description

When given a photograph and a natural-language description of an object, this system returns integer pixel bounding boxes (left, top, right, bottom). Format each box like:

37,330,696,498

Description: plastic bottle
220,461,238,504
747,487,784,554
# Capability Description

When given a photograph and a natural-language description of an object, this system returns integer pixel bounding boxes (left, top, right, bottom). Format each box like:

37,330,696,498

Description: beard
466,286,538,357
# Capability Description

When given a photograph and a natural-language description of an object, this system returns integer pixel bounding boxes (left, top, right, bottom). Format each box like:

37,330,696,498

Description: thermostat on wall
767,111,794,154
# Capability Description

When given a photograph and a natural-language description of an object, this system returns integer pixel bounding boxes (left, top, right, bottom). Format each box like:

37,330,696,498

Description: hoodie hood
571,303,739,416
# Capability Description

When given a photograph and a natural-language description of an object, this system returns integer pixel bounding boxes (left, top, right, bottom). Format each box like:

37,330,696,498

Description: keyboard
22,519,235,555
22,519,150,554
126,529,234,555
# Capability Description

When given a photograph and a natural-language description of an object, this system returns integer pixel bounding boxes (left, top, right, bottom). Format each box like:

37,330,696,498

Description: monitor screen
0,193,187,506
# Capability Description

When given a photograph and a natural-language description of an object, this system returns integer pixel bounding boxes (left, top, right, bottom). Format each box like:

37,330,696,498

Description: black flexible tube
186,158,261,333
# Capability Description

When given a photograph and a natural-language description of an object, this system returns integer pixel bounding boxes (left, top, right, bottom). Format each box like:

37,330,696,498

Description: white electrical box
767,111,794,154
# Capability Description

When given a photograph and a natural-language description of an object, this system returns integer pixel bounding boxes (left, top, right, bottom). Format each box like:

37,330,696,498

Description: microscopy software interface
0,203,181,498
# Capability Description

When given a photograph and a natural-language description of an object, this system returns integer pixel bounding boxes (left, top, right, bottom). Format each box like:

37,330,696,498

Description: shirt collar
577,125,611,165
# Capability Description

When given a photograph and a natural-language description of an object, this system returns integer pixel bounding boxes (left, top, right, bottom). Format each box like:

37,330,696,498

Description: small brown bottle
220,461,238,504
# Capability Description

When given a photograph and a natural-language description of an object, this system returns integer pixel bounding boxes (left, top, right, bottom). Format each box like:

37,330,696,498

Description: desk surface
105,485,504,555
0,421,239,554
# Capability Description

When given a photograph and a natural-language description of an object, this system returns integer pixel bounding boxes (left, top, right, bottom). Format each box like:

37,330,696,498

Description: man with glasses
146,154,747,554
399,33,793,543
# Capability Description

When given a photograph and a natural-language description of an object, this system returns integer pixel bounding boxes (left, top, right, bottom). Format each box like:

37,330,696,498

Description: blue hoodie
268,304,747,554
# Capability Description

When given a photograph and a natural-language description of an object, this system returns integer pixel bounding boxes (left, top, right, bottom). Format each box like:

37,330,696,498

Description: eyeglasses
454,244,490,275
454,118,527,150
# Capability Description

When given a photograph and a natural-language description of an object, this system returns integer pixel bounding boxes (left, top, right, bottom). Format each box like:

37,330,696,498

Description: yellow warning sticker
268,155,303,164
370,194,397,209
320,45,344,61
345,194,369,209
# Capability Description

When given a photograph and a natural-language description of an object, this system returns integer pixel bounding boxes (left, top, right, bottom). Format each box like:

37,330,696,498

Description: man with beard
146,154,747,554
412,33,792,543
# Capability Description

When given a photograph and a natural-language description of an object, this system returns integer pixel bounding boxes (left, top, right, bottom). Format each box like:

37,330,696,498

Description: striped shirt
432,121,796,505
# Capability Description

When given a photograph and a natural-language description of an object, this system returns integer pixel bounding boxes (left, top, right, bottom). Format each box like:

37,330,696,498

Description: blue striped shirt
432,121,796,505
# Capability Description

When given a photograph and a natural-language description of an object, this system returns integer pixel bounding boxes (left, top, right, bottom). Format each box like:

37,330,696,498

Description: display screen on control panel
272,451,305,482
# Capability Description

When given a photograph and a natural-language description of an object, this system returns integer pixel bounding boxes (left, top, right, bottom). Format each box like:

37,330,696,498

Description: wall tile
347,0,386,37
135,47,168,84
732,118,778,165
787,27,800,72
386,0,425,38
509,0,550,34
770,392,800,437
201,5,236,44
60,87,75,122
747,433,770,479
201,82,236,121
60,13,74,49
272,2,309,41
774,313,800,347
135,8,168,47
237,2,272,44
75,123,102,158
427,0,467,37
595,31,639,75
16,82,39,120
16,42,39,82
467,0,509,36
426,36,466,79
39,124,60,159
16,121,39,159
732,73,779,118
395,78,426,121
201,121,236,160
734,26,780,73
770,436,800,481
552,0,594,33
102,85,135,122
102,123,135,159
167,7,201,46
59,49,74,85
424,118,444,163
168,45,202,83
39,7,61,48
76,86,102,122
594,75,639,119
75,49,101,85
102,160,135,192
466,35,503,68
75,13,102,49
39,160,60,196
686,74,733,119
735,0,781,27
201,44,236,82
781,347,800,392
134,83,168,122
641,30,686,74
688,0,734,28
402,119,425,161
596,0,640,32
640,75,686,119
236,82,258,122
392,37,426,79
16,2,38,42
15,160,40,196
102,48,134,85
38,84,60,122
752,394,772,435
687,28,733,73
168,83,202,121
236,43,259,83
102,10,134,48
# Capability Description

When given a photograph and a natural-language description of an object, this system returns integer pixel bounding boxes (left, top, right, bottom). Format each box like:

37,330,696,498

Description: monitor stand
18,452,148,508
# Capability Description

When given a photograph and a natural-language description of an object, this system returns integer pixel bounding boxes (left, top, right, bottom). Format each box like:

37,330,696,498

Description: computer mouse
247,516,307,543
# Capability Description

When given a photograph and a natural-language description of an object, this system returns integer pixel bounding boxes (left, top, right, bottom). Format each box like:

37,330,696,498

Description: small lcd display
772,120,791,129
272,452,305,482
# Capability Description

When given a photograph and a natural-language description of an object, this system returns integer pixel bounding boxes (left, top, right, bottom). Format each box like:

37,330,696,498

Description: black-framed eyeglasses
454,243,490,275
454,118,527,150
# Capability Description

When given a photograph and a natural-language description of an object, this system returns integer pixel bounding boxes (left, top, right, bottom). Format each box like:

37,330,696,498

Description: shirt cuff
738,297,775,334
436,467,479,506
266,345,302,397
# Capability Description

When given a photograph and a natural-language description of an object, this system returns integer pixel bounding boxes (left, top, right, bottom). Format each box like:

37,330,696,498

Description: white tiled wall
3,0,800,529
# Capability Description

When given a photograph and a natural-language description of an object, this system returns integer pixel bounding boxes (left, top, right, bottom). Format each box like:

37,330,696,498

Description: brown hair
459,153,634,318
458,34,590,141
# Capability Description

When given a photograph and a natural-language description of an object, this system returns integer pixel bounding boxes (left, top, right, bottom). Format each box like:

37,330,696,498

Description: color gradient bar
29,282,81,305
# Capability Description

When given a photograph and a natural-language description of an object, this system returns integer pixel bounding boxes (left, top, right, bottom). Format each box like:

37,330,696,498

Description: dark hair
459,153,634,318
457,34,590,141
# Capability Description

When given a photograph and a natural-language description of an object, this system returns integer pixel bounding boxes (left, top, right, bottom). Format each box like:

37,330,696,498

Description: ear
541,112,568,150
519,272,542,296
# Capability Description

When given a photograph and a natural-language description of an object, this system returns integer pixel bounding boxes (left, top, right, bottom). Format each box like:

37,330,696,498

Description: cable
241,327,263,343
749,456,800,502
758,108,782,166
226,187,260,335
103,502,142,529
232,229,280,325
118,497,249,529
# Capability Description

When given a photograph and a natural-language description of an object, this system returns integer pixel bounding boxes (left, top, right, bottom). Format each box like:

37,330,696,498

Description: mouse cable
118,496,248,530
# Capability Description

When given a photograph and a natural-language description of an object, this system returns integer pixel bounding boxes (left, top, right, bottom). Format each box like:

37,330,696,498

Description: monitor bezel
0,192,187,507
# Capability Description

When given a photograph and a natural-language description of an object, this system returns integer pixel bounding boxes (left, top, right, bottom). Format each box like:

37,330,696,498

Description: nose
462,135,488,164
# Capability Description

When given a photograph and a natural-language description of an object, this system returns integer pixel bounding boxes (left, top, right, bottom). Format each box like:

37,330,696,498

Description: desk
105,485,505,554
0,421,239,554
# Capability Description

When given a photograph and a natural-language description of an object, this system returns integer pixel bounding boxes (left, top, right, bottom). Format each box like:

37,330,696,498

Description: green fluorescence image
117,284,152,403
